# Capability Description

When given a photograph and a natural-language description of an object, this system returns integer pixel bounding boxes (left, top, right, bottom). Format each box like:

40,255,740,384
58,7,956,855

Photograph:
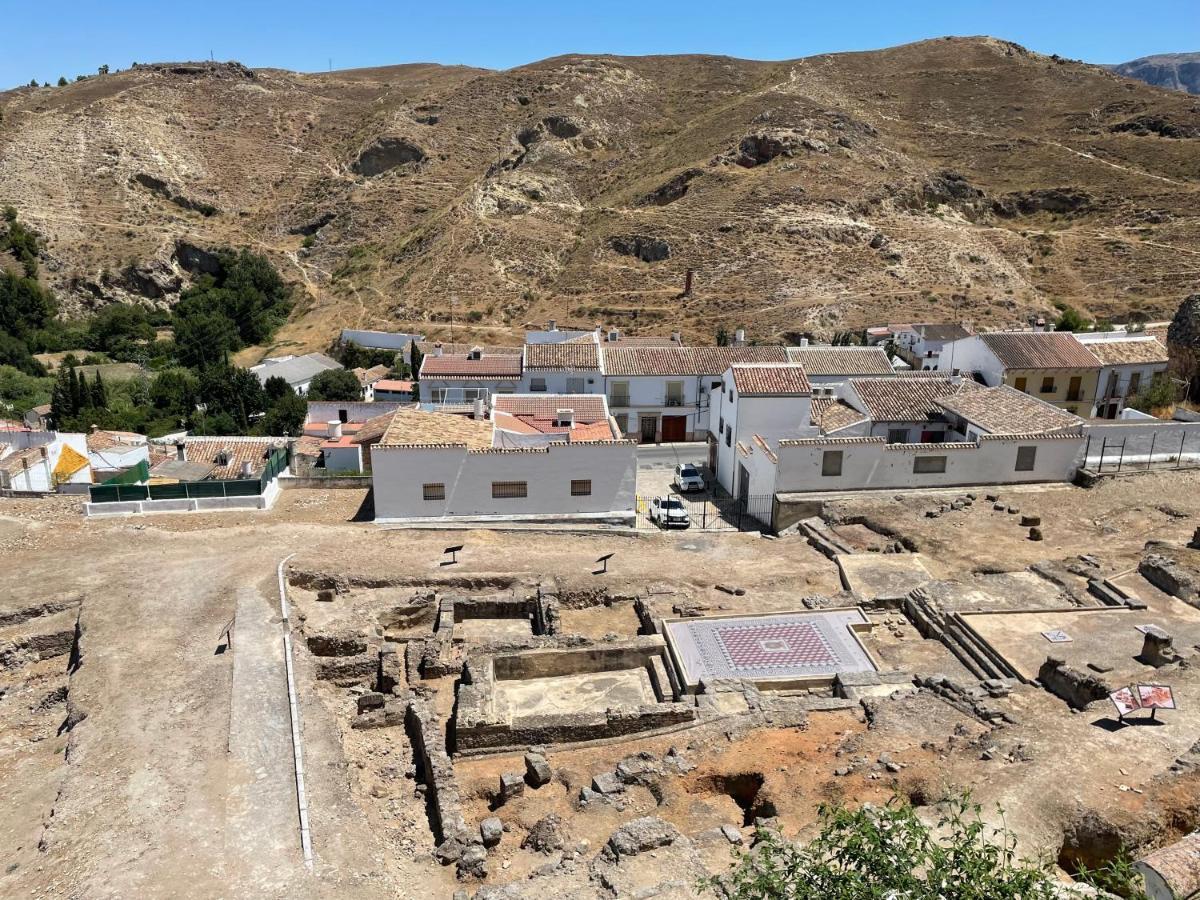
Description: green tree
716,327,730,347
306,368,361,401
28,78,38,88
86,303,154,358
263,374,292,403
68,366,86,412
260,390,306,436
50,366,74,425
98,64,109,75
1054,305,1089,333
149,368,198,417
57,76,68,87
0,365,53,415
409,340,424,382
1,208,42,276
90,371,108,408
705,794,1065,900
195,364,264,432
174,308,239,369
0,331,45,376
1128,374,1177,414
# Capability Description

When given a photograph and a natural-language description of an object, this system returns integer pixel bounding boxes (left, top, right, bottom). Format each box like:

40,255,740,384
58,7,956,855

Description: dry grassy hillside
1,37,1198,356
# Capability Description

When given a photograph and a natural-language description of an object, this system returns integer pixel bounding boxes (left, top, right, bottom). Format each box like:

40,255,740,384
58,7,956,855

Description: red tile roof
373,379,414,392
785,346,894,376
810,397,869,432
524,342,601,370
601,346,788,377
849,376,983,422
980,332,1101,370
730,364,812,396
1080,337,1169,367
415,341,523,356
492,394,609,421
934,386,1084,435
420,354,523,380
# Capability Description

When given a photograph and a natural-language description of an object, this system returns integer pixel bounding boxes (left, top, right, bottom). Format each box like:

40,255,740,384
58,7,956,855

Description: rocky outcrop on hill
1110,53,1200,95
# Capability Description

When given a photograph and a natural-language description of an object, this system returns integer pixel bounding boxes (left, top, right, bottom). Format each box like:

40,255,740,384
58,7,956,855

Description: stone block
592,772,625,796
356,691,386,714
498,772,525,803
524,752,552,787
480,816,503,848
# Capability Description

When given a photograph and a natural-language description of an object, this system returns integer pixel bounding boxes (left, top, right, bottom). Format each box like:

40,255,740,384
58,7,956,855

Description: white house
86,428,150,478
520,342,603,395
370,399,635,524
891,323,973,370
1072,333,1171,418
524,320,594,345
841,375,984,444
0,430,92,492
418,346,523,410
249,352,343,396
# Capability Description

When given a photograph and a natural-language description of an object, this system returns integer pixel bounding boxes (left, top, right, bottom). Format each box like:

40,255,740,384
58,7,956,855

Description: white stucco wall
371,441,637,521
322,444,363,473
774,434,1083,493
1081,420,1200,467
936,336,1003,383
519,370,603,394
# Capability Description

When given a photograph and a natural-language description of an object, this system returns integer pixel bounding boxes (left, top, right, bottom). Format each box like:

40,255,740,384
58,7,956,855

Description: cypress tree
50,367,73,427
91,371,108,408
68,366,86,412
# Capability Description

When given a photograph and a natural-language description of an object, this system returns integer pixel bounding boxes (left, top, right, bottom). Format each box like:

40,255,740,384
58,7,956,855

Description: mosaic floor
665,609,876,687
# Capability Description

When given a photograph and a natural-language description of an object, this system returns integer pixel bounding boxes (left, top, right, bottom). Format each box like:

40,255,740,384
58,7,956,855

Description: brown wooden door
661,415,686,442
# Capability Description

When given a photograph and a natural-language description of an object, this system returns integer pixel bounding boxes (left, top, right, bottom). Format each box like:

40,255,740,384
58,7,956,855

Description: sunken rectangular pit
453,637,696,754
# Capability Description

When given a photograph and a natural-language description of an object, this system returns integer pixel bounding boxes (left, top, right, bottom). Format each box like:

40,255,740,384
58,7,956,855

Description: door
737,463,750,505
639,415,658,443
661,415,686,442
707,435,717,471
1067,376,1082,402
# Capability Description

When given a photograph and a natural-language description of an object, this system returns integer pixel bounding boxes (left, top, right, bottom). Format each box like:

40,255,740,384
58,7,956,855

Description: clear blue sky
5,0,1198,89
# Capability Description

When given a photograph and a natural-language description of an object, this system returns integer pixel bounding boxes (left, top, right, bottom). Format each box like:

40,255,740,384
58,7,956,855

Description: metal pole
1147,431,1157,471
1083,433,1091,467
1100,436,1108,471
1116,439,1126,472
1180,432,1187,469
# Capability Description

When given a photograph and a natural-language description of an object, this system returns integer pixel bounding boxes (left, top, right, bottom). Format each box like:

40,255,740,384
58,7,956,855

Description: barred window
492,481,527,499
422,483,445,500
913,456,947,474
570,479,592,496
1015,446,1037,472
822,450,843,477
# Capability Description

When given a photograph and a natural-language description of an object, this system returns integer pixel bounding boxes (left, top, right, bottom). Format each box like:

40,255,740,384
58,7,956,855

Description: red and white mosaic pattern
714,622,836,671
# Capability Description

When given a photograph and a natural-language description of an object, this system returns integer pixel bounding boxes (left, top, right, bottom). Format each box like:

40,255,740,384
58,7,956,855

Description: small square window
570,479,592,496
822,450,843,476
1015,446,1037,472
530,377,547,392
887,428,908,444
1040,376,1055,394
422,483,445,500
913,456,947,474
491,481,528,499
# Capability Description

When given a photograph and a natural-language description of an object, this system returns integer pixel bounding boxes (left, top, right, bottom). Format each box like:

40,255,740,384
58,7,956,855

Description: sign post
443,544,464,566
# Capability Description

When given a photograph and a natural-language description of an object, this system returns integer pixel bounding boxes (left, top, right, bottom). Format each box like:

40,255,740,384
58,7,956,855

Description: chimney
799,337,809,347
472,397,485,420
555,408,574,428
175,441,186,462
734,328,746,346
240,461,253,478
671,330,682,345
547,319,557,332
433,342,443,357
607,329,620,342
327,421,342,439
950,374,963,387
683,268,694,296
468,346,482,360
90,423,99,433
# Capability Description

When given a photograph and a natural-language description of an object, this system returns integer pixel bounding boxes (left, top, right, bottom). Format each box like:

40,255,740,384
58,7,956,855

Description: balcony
607,394,693,410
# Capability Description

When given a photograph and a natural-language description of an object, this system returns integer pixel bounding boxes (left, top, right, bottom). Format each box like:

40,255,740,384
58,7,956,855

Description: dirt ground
1,470,1199,898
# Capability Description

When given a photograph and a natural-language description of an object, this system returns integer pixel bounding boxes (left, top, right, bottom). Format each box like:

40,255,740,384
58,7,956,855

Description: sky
4,0,1198,90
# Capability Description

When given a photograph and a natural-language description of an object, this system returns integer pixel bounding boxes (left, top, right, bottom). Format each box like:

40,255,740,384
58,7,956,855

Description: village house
249,352,343,395
936,331,1102,416
1072,332,1172,418
371,379,415,402
418,345,523,410
370,396,635,524
785,345,896,393
520,342,602,395
890,323,974,370
351,364,392,401
841,375,984,444
291,401,406,474
85,427,150,479
0,428,92,492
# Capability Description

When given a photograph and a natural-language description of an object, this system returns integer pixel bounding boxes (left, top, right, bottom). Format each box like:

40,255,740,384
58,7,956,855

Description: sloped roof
979,332,1101,370
785,346,894,376
525,342,601,370
492,394,609,421
373,379,413,392
155,438,284,480
602,346,788,377
810,397,870,433
1081,337,1170,367
250,353,342,387
912,323,972,342
492,413,616,442
935,385,1084,435
351,411,398,445
420,354,523,380
849,376,983,422
378,408,494,449
730,364,812,396
352,364,391,386
414,341,523,356
0,446,45,475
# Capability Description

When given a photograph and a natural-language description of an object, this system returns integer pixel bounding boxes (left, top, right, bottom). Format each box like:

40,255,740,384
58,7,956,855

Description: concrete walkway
225,586,302,892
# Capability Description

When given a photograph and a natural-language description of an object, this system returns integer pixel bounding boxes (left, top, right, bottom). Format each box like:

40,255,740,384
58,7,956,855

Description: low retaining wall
406,697,469,845
84,480,281,516
278,475,372,489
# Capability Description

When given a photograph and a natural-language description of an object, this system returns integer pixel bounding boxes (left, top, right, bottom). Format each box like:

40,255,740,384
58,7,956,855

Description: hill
1110,52,1200,95
1,37,1198,356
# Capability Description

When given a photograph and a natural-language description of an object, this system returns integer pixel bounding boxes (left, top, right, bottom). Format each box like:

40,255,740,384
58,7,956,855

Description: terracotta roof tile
524,342,601,370
415,341,522,356
377,408,495,449
810,397,869,432
730,364,812,395
934,385,1084,435
602,346,788,377
152,438,284,480
785,346,894,375
980,332,1101,370
849,376,983,422
1080,337,1169,367
492,394,609,421
420,354,523,380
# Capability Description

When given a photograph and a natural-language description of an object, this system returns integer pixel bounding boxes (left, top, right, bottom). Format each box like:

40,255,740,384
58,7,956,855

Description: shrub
306,368,361,401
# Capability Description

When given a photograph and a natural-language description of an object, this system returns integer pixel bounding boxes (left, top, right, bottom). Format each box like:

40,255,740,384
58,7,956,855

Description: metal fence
101,459,150,486
635,493,773,532
1083,429,1200,474
89,447,290,503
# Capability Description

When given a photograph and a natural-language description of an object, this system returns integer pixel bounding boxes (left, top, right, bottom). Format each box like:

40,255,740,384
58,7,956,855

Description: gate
635,493,773,533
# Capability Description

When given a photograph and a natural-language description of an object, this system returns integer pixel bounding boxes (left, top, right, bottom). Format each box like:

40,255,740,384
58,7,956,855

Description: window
338,409,349,423
566,377,585,393
724,425,732,447
1014,377,1027,393
666,381,684,406
710,380,723,391
422,483,446,500
614,414,628,434
822,450,843,477
491,481,527,499
1128,372,1142,396
609,381,630,406
913,456,947,474
887,428,908,444
1066,376,1083,402
1040,376,1055,394
570,479,592,496
1015,446,1037,472
530,377,547,392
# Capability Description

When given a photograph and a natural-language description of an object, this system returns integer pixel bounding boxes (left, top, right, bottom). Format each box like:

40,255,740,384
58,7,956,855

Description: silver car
674,463,705,493
649,496,691,529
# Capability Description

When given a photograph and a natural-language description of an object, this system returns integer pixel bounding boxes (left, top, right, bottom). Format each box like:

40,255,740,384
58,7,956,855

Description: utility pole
450,294,459,343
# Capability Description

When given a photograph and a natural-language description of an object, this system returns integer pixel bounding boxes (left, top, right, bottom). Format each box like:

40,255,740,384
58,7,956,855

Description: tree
1128,374,1178,414
98,64,109,75
260,390,306,436
410,340,424,382
0,331,45,376
715,327,730,347
149,368,198,417
50,366,74,426
86,303,154,358
57,76,68,87
68,366,86,412
705,794,1072,900
173,307,239,369
0,365,53,415
306,368,361,401
90,371,108,408
263,374,293,403
195,364,264,432
1054,305,1089,333
28,78,38,88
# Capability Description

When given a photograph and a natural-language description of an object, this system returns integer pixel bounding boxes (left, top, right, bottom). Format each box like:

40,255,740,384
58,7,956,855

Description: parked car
674,463,705,493
649,496,691,529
